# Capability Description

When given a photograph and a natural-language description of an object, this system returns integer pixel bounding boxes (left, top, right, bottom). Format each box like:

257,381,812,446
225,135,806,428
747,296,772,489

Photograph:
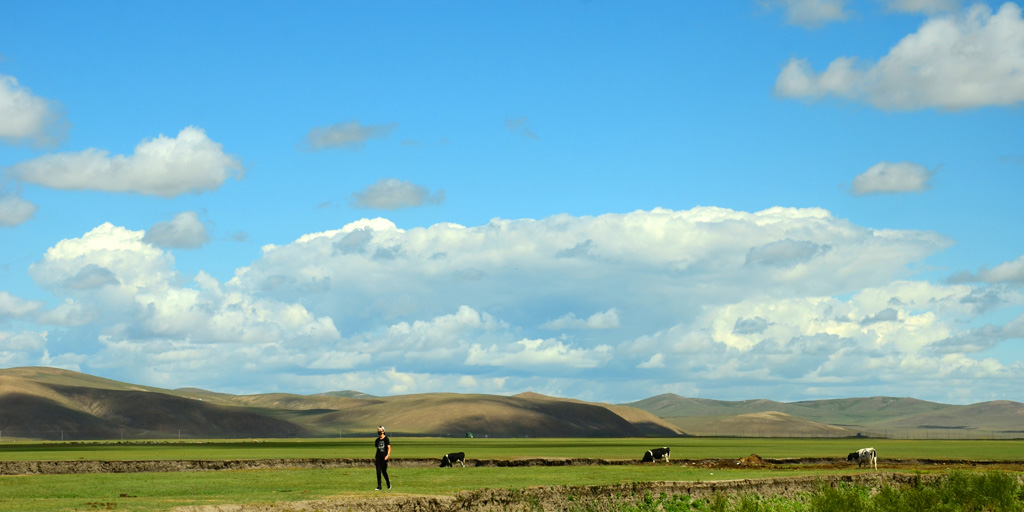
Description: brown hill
0,367,685,440
662,411,857,438
626,393,1024,439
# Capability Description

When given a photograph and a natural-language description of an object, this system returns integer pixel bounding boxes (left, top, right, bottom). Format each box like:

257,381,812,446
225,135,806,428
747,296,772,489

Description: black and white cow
640,447,670,463
439,451,466,467
847,447,877,469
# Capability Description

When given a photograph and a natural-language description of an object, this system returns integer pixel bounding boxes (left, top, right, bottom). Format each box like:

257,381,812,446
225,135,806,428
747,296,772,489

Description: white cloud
541,309,620,330
0,330,47,351
954,254,1024,283
0,73,69,147
0,331,49,368
143,211,210,249
0,194,38,227
775,3,1024,110
308,351,372,370
304,121,397,150
764,0,851,28
30,223,340,348
851,161,933,195
637,353,665,369
0,291,44,319
467,338,614,369
10,126,242,197
21,209,1021,402
622,280,1017,392
981,255,1024,282
350,178,445,210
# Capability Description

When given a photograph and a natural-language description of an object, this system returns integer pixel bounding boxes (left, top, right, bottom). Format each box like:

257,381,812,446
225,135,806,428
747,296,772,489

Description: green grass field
2,436,1022,462
2,437,1022,512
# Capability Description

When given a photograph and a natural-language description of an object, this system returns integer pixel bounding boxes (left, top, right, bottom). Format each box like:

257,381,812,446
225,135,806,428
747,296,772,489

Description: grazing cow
640,447,670,463
847,447,877,469
439,451,466,467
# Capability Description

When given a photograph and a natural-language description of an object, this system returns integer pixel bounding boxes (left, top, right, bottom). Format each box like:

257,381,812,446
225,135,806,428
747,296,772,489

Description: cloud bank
775,2,1024,110
5,207,1018,402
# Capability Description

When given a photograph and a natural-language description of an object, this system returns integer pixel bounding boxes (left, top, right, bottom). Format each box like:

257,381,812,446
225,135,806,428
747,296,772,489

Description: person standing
374,426,391,490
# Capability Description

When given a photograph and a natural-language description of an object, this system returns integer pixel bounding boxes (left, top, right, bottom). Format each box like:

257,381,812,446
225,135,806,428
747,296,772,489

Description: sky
1,1,1022,405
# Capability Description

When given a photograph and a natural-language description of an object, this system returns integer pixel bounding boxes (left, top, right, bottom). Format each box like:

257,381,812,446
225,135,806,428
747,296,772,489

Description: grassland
2,437,1023,512
3,437,1023,462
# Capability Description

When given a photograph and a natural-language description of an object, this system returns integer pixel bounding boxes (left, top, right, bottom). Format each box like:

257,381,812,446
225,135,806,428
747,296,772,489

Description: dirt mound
738,453,765,466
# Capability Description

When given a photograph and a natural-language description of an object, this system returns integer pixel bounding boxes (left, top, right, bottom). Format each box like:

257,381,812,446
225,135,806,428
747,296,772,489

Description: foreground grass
3,437,1023,462
3,438,1023,511
629,471,1024,512
1,465,797,512
3,467,1022,512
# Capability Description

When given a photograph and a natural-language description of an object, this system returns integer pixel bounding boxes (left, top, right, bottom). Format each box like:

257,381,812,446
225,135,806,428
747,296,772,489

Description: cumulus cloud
851,161,933,195
143,211,210,249
775,3,1024,110
0,194,38,227
0,72,69,147
0,331,48,366
467,338,613,369
16,208,1020,402
637,353,665,369
304,121,397,150
928,313,1024,354
0,291,44,319
233,207,951,340
622,280,1020,399
10,126,242,197
746,239,831,267
762,0,851,28
350,178,445,210
29,223,339,348
952,254,1024,283
541,309,620,330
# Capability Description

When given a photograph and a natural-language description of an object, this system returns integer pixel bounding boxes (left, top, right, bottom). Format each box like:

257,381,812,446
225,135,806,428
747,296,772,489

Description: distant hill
3,367,1020,441
624,393,1024,438
0,367,683,441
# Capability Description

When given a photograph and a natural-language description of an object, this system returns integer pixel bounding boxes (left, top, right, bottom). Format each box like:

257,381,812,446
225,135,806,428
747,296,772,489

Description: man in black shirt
374,426,391,490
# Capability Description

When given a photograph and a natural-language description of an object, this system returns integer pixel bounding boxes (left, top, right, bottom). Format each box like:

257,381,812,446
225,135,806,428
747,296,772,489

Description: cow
640,447,670,463
847,447,877,469
439,451,466,467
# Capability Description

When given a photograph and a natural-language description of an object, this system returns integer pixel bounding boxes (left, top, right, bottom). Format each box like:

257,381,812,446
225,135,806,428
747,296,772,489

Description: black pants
375,458,390,488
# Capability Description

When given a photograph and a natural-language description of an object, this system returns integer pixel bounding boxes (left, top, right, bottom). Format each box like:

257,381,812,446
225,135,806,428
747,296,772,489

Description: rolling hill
1,367,1021,441
0,367,683,440
624,393,1024,438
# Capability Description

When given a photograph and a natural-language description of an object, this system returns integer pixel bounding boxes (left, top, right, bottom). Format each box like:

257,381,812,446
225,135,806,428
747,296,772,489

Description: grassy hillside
3,367,1021,441
0,367,682,441
625,393,1024,438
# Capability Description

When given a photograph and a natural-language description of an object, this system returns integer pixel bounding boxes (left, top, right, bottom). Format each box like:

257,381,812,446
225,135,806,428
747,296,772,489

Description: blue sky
1,1,1022,405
